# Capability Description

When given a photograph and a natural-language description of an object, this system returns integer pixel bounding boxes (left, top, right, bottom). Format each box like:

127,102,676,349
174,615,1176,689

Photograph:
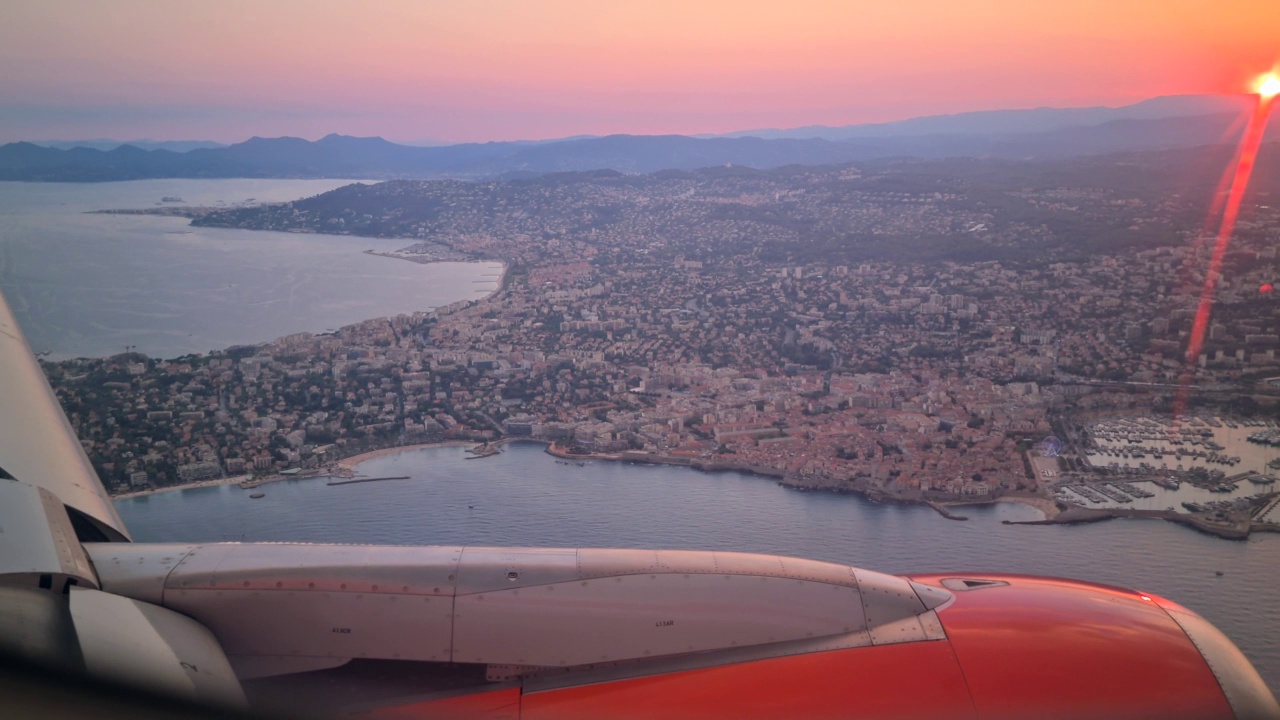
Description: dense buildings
46,154,1280,501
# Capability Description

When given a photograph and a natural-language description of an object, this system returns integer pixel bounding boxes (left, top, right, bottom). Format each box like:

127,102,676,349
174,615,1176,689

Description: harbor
1024,415,1280,538
1052,475,1275,517
1082,416,1280,477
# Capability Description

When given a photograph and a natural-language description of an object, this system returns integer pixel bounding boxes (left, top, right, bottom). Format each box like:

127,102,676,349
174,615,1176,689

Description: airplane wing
1,284,1277,719
0,289,129,542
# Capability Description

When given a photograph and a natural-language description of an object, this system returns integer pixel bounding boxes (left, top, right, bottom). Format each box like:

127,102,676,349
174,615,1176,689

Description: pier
326,475,412,486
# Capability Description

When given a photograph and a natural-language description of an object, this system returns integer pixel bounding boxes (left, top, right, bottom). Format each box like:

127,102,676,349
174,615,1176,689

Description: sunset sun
1257,73,1280,98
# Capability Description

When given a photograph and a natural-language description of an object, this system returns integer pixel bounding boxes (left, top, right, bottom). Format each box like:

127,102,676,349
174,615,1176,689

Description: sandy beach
336,441,476,471
939,495,1062,520
996,496,1061,519
111,475,250,500
110,442,483,501
993,491,1064,515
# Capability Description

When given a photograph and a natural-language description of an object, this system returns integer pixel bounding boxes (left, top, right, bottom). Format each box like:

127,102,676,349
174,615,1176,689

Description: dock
326,475,412,486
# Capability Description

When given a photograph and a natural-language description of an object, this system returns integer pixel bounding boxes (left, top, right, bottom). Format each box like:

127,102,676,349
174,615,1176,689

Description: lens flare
1176,82,1278,419
1258,74,1280,99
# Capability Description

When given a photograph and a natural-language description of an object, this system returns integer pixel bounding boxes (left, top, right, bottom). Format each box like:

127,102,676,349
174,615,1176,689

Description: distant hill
2,97,1270,182
188,141,1280,270
31,139,227,152
715,94,1255,140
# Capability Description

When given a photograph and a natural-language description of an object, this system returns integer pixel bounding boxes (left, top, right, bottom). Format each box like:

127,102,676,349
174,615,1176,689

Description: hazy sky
2,0,1277,143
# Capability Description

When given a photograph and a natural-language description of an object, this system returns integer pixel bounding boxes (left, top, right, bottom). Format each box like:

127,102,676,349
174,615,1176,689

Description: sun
1257,73,1280,99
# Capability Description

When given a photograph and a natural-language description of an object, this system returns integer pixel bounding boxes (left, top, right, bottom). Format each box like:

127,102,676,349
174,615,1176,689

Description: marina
1053,416,1280,526
1054,476,1275,515
1084,416,1280,478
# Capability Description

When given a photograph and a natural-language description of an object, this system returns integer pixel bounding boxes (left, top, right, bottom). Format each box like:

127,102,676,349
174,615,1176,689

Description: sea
4,179,1276,694
116,443,1280,694
0,179,502,360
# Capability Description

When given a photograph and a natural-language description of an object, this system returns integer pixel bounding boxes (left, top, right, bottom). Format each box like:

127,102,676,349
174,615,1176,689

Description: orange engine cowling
386,574,1277,720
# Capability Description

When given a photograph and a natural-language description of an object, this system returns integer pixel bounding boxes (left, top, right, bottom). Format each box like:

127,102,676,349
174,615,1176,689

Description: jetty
326,475,412,486
466,442,501,459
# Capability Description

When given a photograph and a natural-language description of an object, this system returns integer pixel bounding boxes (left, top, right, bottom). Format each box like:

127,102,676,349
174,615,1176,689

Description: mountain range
29,139,229,153
2,95,1272,182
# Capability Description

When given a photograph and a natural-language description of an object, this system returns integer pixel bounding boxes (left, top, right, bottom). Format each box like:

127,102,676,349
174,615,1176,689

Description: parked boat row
1056,484,1106,504
1248,430,1280,447
1183,497,1261,516
1096,484,1135,503
1089,446,1240,466
1054,482,1152,505
1115,481,1154,498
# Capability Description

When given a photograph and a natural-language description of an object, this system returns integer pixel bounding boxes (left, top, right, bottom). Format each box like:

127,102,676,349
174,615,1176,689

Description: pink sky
2,0,1277,143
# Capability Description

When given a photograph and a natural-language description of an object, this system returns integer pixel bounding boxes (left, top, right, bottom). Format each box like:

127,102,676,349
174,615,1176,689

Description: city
47,152,1280,538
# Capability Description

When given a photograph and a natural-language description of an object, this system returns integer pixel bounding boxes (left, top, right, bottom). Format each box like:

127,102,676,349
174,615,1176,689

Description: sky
1,0,1277,144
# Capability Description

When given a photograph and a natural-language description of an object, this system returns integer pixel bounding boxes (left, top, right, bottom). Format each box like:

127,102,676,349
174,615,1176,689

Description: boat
250,492,265,499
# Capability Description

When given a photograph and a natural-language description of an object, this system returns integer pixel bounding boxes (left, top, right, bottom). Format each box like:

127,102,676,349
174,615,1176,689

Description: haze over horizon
3,0,1277,145
4,92,1261,150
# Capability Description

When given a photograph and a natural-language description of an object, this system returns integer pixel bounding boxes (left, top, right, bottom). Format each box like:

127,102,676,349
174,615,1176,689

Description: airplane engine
83,542,1280,719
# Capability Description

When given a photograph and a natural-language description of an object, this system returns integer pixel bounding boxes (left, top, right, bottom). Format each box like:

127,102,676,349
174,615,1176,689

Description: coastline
113,441,1269,542
366,251,509,304
997,496,1062,520
104,240,508,503
112,475,250,500
103,250,505,504
939,495,1062,521
491,442,1279,539
541,442,1068,524
336,440,477,471
1004,504,1259,541
110,441,479,501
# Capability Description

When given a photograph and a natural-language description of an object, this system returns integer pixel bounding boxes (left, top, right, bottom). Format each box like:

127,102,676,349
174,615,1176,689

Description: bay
0,179,501,360
116,442,1280,693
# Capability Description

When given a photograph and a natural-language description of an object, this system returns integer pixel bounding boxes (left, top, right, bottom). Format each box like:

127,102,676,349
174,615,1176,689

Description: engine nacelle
86,543,950,679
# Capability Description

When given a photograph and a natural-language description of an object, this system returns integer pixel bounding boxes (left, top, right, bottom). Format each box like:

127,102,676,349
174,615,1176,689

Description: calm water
116,443,1280,693
0,180,501,360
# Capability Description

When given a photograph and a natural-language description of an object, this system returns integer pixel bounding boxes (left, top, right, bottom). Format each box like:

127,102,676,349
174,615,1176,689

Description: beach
999,495,1061,519
108,442,486,500
112,475,250,500
335,441,478,471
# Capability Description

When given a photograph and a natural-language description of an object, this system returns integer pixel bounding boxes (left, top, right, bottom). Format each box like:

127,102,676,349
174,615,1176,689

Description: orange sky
1,0,1276,143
